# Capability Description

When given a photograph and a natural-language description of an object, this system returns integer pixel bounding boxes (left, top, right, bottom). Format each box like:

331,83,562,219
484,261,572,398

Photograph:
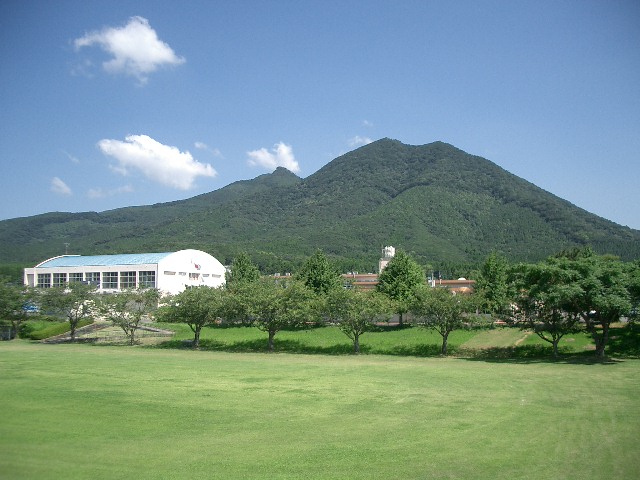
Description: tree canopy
37,282,97,340
98,288,160,345
325,287,392,353
297,249,342,295
376,249,425,326
159,286,228,348
410,285,479,355
225,252,261,287
236,277,318,351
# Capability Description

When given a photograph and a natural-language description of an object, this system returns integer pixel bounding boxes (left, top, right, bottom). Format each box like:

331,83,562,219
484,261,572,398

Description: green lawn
1,341,639,479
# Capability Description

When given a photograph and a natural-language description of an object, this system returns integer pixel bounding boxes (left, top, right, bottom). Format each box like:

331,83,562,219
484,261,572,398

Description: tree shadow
457,345,622,365
382,343,443,357
606,324,640,358
150,337,358,355
147,324,640,363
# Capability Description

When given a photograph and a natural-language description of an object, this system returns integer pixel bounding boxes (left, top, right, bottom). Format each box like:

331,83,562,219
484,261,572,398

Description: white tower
379,246,396,273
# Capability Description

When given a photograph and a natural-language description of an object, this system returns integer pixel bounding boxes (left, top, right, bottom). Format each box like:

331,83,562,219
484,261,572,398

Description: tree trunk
441,332,449,355
69,320,77,341
193,326,201,349
552,339,559,358
398,312,404,327
586,320,609,359
354,334,360,354
268,330,276,352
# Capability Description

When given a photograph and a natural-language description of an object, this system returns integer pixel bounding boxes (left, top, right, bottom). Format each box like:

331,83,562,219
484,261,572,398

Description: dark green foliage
550,250,633,358
1,139,639,272
98,288,160,345
234,277,319,351
37,283,97,340
225,252,261,287
0,279,29,339
158,286,228,348
296,249,342,295
376,249,425,325
324,288,393,353
510,262,583,358
410,285,481,355
475,252,513,315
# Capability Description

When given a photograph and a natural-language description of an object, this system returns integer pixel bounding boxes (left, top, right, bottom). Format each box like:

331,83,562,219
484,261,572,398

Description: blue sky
1,0,639,229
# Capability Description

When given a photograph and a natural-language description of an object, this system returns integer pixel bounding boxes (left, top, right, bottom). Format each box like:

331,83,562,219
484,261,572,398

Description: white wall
157,249,226,294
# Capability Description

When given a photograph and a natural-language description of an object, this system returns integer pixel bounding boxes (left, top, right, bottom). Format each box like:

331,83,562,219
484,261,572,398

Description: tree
297,249,342,296
475,252,512,316
238,277,317,351
551,248,633,358
98,288,160,345
376,249,424,326
0,279,30,339
159,286,227,348
38,282,97,340
410,285,479,355
325,287,392,353
225,252,260,287
626,260,640,324
510,262,582,358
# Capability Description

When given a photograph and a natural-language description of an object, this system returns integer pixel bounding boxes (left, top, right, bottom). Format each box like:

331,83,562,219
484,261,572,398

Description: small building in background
24,249,225,295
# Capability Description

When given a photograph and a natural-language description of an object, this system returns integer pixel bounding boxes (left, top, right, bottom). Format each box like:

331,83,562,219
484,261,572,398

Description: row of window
163,271,222,279
36,271,156,289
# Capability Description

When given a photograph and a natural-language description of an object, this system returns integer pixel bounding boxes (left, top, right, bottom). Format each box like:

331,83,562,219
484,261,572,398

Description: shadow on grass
148,324,640,363
457,345,622,365
152,338,362,355
607,324,640,358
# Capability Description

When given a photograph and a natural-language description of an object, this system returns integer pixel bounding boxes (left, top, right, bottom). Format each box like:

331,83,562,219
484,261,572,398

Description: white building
24,249,226,295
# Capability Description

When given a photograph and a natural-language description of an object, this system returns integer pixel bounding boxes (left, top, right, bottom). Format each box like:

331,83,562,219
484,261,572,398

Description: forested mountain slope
1,139,638,272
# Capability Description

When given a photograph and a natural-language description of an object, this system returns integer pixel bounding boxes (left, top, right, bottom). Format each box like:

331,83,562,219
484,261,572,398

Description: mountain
1,139,638,273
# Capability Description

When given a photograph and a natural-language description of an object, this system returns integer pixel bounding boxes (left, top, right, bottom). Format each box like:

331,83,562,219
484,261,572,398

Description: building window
189,273,200,280
139,271,156,288
37,273,51,288
69,273,84,283
120,271,136,289
53,273,67,287
86,272,100,287
103,272,118,289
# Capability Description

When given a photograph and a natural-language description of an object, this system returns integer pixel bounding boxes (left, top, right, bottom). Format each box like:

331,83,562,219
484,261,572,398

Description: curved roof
35,252,174,268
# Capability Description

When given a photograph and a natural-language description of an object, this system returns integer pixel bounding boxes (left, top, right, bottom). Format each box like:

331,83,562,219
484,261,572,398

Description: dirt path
460,328,529,349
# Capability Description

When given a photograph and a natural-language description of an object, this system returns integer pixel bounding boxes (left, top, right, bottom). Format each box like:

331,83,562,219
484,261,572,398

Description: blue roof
36,252,174,268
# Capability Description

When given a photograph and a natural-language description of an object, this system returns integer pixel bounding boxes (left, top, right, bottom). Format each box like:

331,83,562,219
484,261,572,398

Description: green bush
27,318,93,340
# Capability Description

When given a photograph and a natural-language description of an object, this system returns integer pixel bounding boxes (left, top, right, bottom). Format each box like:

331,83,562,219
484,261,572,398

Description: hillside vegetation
1,139,638,272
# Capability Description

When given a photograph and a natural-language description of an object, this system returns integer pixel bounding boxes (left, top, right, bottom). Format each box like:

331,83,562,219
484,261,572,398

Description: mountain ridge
0,139,638,272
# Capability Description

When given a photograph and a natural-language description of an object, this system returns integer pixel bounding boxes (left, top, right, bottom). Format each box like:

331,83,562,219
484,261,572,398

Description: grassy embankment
1,339,639,480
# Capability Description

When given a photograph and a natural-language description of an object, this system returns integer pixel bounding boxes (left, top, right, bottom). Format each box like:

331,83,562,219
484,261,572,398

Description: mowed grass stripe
1,342,639,479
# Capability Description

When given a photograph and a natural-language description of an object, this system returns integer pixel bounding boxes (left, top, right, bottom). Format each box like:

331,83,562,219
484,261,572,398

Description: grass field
1,341,639,479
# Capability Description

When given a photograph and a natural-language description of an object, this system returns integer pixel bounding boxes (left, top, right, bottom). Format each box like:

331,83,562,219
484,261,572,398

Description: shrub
27,319,93,340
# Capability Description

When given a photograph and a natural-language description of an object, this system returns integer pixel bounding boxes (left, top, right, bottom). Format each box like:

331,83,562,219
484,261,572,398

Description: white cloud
362,120,374,127
87,185,134,199
247,142,300,172
62,150,80,164
97,134,217,190
195,141,223,158
349,136,373,147
51,177,72,196
74,16,185,84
